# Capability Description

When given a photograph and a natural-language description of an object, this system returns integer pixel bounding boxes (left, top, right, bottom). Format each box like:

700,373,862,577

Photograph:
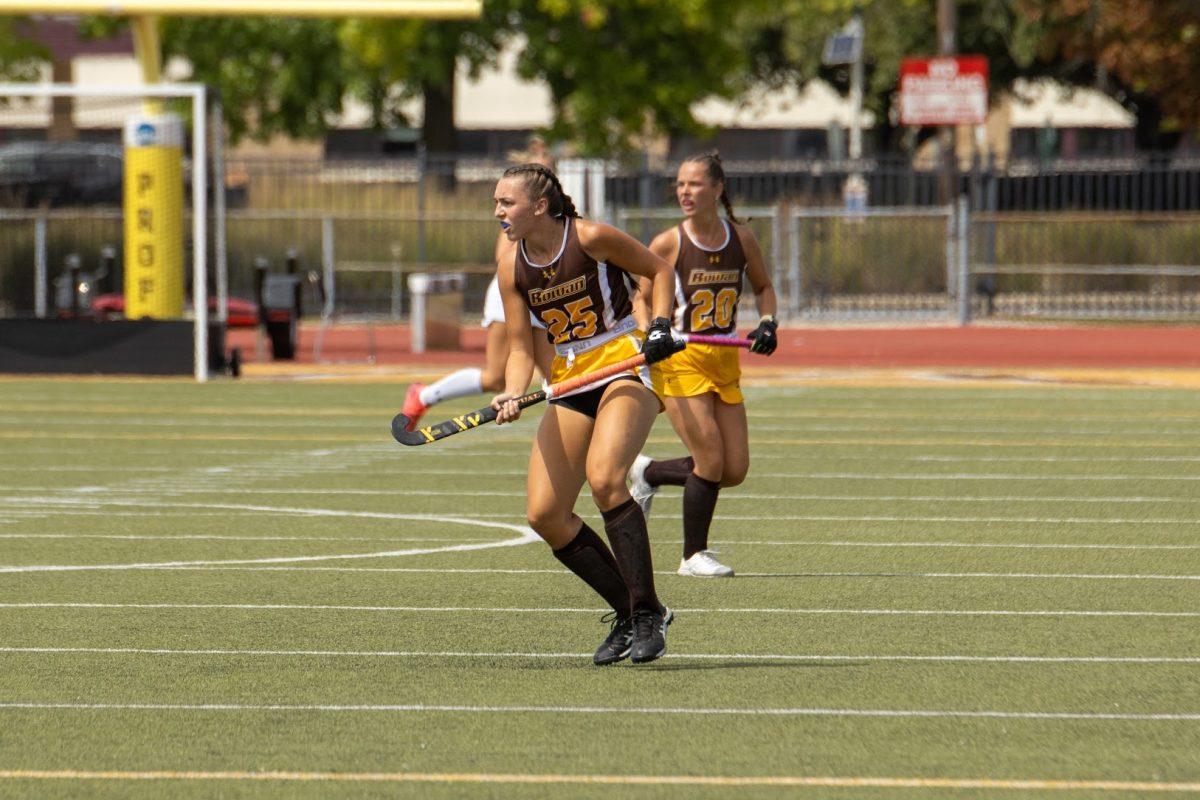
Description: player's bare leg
478,321,509,393
528,403,636,665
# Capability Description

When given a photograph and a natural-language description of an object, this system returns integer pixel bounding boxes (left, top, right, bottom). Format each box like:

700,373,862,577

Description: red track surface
226,323,1200,369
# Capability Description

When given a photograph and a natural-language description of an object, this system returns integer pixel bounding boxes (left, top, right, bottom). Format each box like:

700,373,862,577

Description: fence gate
786,206,956,321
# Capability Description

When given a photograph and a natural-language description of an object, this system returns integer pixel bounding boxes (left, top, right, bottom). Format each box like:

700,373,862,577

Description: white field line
131,566,1200,580
3,504,1199,526
1,533,1196,552
10,486,1200,503
714,540,1200,550
10,471,1200,489
280,452,1200,464
19,488,1200,506
3,647,1199,665
12,414,1200,436
3,602,1198,618
0,466,179,473
0,506,539,573
0,447,312,457
9,400,1200,421
8,497,1200,527
0,534,492,543
1,770,1199,794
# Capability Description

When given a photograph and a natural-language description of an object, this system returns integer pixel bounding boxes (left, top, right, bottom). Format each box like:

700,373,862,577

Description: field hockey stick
390,333,749,447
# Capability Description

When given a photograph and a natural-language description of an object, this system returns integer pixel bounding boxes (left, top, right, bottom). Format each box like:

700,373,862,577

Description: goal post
0,82,220,380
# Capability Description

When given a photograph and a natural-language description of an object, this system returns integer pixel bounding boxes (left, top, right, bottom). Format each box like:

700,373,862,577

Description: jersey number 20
690,287,738,332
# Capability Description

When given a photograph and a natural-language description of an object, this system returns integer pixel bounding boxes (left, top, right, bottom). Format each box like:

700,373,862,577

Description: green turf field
0,376,1197,798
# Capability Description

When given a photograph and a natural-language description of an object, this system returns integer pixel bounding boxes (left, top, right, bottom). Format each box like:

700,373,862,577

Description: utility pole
848,12,864,162
823,11,867,211
937,0,957,204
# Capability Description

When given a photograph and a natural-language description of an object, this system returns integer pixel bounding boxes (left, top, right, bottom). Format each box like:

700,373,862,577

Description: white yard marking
0,769,1197,792
1,603,1196,618
2,533,1195,551
0,503,539,573
714,540,1200,551
128,565,1200,580
0,534,491,543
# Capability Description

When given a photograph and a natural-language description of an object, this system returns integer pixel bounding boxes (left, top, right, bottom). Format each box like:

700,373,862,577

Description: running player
629,152,779,578
490,162,682,665
400,236,554,431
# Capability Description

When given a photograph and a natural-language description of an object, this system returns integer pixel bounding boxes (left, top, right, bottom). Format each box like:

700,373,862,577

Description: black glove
749,315,778,355
641,317,684,364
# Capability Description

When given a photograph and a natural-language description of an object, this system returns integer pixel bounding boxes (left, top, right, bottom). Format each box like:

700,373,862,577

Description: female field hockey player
629,152,779,578
399,233,554,431
490,163,683,665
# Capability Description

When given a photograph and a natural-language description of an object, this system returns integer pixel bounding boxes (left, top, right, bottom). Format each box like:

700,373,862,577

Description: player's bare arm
634,229,679,327
734,223,778,319
576,218,675,321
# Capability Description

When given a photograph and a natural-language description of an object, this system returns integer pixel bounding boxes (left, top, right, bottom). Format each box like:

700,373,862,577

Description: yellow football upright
123,113,184,319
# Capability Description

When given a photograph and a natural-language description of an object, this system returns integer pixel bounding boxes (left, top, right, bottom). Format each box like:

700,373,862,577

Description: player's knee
720,464,747,488
526,506,567,539
586,470,628,509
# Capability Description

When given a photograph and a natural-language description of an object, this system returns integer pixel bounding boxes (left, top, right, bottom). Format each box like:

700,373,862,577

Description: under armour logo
708,255,721,264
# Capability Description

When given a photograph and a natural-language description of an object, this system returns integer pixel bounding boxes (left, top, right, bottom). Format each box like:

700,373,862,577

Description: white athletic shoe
627,454,657,519
678,550,734,578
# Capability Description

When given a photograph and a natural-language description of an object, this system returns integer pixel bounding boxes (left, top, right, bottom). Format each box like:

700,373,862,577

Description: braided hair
683,151,739,224
502,163,579,219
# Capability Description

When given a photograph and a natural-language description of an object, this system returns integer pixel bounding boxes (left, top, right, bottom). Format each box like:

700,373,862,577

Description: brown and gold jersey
514,218,636,347
672,219,746,335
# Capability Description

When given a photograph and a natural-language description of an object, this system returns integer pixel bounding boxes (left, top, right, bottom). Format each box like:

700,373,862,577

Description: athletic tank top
672,219,746,336
514,218,636,346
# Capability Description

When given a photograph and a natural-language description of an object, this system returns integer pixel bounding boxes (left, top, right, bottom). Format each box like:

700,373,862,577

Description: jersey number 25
543,297,598,344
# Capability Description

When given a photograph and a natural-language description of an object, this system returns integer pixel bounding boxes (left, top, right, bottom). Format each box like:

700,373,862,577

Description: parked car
0,141,124,207
0,141,247,208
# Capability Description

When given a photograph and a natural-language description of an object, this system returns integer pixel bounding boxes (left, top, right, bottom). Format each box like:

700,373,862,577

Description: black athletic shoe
630,606,673,664
593,611,634,666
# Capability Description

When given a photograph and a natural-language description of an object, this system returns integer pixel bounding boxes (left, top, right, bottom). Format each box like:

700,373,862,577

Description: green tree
1027,0,1200,147
503,0,747,155
66,3,760,156
0,17,50,82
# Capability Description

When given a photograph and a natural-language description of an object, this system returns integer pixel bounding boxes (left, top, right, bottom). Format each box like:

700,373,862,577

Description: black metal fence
5,150,1200,322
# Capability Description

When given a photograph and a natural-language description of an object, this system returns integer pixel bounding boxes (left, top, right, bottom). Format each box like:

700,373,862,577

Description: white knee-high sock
419,368,483,406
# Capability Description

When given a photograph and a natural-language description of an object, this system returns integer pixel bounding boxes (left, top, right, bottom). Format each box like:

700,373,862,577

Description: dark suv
0,141,124,208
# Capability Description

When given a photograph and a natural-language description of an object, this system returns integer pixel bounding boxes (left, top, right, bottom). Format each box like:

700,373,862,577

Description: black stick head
391,413,432,446
390,405,502,447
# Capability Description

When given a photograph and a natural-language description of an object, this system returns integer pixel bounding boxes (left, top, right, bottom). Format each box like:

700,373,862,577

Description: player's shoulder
573,216,611,246
649,225,679,249
649,224,680,258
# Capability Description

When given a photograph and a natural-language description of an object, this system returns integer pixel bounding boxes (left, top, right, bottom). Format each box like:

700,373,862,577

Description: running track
227,324,1200,368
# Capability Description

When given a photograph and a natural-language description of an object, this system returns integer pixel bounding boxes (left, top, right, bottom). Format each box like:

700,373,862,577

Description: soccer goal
0,83,226,380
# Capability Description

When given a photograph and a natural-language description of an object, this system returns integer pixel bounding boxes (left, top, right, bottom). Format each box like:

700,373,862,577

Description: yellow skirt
657,341,743,404
550,331,665,400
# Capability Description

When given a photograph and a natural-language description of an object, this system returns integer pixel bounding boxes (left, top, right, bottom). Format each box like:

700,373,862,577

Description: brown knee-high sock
682,473,722,559
600,498,661,614
552,522,632,617
645,456,694,488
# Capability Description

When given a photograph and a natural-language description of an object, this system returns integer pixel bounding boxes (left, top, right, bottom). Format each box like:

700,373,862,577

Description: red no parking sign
899,56,989,126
